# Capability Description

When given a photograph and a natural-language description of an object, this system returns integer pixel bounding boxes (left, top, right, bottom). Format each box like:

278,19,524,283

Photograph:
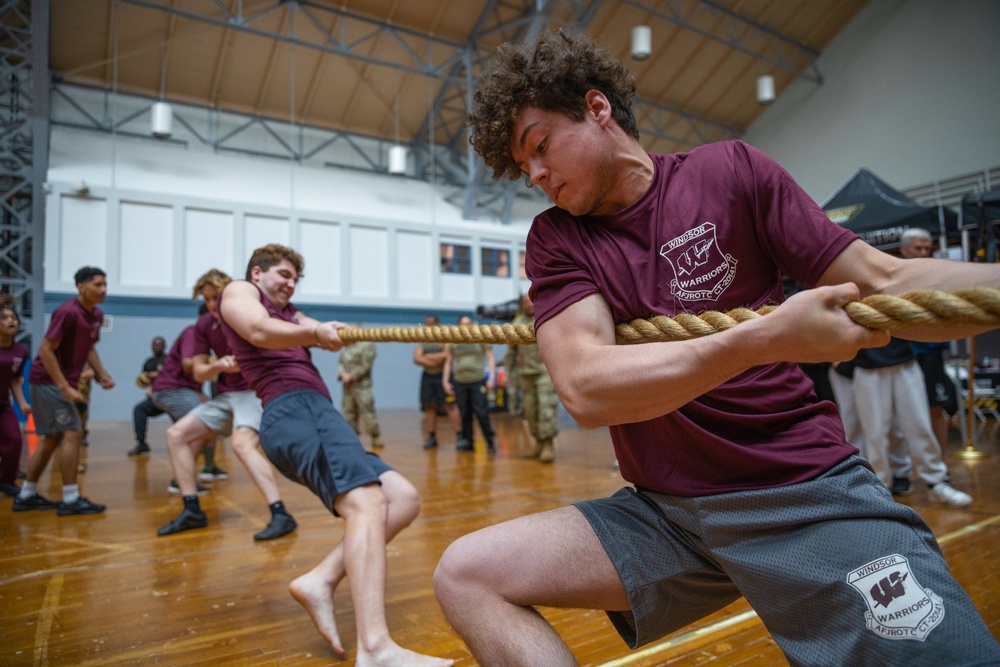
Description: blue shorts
259,389,392,515
575,456,1000,664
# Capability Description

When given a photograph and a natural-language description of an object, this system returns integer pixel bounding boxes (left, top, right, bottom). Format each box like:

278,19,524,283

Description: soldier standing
505,293,558,462
338,337,384,450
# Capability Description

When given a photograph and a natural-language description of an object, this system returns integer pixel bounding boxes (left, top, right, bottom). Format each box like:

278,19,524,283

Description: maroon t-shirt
151,325,202,393
219,282,331,407
0,341,29,409
28,299,103,387
527,140,859,496
191,311,250,394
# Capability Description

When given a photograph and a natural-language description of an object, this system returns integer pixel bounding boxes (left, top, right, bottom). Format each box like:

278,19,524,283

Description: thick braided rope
336,288,1000,345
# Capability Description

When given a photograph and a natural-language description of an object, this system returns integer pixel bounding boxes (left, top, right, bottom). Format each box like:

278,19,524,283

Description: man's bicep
220,283,267,336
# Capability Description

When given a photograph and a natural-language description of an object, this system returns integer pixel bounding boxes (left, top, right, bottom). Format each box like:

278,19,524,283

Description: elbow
556,384,606,429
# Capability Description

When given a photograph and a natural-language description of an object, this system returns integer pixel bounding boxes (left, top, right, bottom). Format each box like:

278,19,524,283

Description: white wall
743,0,1000,204
46,127,535,307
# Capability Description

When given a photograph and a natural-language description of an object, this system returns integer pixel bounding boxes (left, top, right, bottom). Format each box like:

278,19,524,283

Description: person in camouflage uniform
338,337,383,450
504,293,558,462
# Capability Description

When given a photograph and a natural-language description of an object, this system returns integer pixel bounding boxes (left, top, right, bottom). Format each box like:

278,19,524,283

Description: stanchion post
957,336,989,460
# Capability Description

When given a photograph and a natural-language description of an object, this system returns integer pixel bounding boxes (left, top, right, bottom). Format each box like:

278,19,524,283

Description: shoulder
223,280,259,298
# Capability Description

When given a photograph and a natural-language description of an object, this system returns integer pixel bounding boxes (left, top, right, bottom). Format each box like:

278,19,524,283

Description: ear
584,90,613,127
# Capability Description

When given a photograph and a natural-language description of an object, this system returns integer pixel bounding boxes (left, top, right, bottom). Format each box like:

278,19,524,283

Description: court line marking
595,512,1000,667
33,573,63,667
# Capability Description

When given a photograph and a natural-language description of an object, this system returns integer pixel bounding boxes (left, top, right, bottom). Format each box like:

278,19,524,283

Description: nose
526,158,548,186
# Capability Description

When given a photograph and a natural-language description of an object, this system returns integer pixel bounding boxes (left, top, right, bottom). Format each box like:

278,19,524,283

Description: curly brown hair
246,243,305,280
191,268,231,298
468,30,638,181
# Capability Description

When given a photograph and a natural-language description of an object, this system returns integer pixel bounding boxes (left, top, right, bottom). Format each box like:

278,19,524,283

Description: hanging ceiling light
631,25,652,60
388,96,407,175
756,75,776,105
152,33,172,138
151,101,173,138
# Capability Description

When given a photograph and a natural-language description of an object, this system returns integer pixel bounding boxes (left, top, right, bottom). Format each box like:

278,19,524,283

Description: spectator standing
15,266,114,515
443,316,496,453
413,314,461,449
504,293,558,462
0,305,30,497
338,336,384,450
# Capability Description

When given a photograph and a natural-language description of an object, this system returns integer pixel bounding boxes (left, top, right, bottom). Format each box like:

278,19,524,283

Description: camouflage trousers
519,372,559,441
342,378,381,438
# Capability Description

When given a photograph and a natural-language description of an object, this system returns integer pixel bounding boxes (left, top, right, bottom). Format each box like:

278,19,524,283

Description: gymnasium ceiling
49,0,868,217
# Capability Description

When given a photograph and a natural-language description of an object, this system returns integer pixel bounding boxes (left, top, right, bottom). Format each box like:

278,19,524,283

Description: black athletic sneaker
157,508,208,536
127,442,151,456
423,434,438,449
456,437,473,452
57,497,106,516
13,493,59,511
0,482,20,497
891,477,913,496
253,513,297,541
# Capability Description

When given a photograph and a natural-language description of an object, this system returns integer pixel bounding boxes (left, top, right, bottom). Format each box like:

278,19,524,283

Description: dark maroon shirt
191,311,250,394
219,282,331,407
0,341,29,409
151,325,202,393
28,299,103,387
527,140,859,496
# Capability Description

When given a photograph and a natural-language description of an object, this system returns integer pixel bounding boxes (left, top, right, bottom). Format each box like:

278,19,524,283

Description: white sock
62,484,80,504
18,481,37,500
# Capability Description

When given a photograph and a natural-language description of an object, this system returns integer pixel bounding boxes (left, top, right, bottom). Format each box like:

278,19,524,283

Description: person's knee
434,533,489,605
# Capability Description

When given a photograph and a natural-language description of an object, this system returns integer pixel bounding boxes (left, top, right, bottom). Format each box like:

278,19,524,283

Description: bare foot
357,640,454,667
289,571,344,655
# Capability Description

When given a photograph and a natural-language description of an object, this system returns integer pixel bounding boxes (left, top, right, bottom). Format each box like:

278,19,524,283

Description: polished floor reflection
1,411,998,666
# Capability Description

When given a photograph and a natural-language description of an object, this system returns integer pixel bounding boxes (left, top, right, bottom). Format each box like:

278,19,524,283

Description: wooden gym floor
1,410,998,666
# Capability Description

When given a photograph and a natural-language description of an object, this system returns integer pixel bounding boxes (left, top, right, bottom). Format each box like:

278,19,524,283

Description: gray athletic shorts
152,388,203,421
575,456,1000,665
187,390,262,435
29,384,81,435
259,389,392,516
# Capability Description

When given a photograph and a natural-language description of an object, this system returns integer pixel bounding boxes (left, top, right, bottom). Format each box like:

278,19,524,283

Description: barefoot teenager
219,244,452,667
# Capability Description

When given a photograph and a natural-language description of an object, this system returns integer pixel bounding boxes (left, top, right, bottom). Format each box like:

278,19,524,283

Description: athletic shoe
929,483,972,507
486,441,496,453
12,493,58,511
167,480,212,496
198,466,229,482
0,482,20,497
456,437,473,452
127,442,151,457
422,434,438,449
157,508,208,536
891,476,912,496
57,497,106,516
253,513,297,541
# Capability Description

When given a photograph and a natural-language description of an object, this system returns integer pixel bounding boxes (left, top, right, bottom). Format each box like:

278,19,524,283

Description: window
481,247,510,277
518,250,527,279
440,243,471,274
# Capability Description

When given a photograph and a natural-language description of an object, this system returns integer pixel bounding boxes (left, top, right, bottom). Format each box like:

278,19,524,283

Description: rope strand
334,288,1000,345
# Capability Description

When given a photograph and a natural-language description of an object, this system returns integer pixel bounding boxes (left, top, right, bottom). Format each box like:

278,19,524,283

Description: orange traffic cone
25,414,39,456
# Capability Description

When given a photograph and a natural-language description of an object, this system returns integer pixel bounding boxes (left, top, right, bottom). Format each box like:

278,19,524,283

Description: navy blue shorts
420,372,448,409
259,389,392,515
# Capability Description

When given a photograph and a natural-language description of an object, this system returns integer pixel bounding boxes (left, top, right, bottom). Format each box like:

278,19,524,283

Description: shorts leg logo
847,554,944,641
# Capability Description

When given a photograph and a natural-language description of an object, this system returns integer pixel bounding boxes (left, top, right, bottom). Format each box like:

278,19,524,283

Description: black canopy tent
821,168,959,250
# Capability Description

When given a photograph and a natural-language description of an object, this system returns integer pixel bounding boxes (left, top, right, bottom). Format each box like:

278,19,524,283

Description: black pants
454,380,494,444
133,397,166,444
